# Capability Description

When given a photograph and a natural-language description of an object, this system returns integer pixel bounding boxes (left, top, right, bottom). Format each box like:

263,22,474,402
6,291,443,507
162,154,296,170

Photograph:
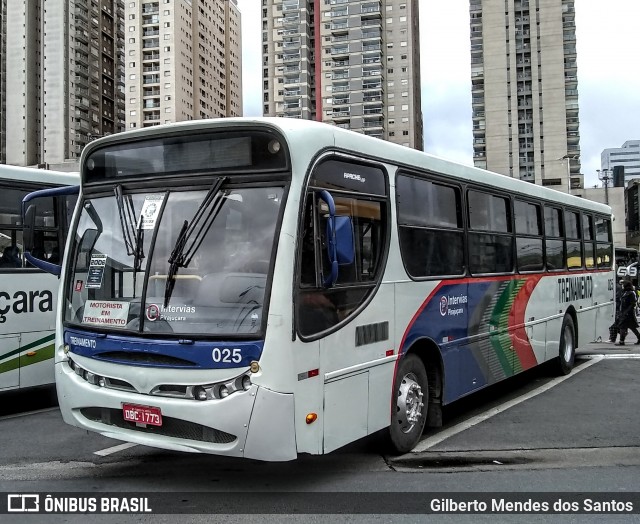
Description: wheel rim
562,324,574,362
396,372,424,434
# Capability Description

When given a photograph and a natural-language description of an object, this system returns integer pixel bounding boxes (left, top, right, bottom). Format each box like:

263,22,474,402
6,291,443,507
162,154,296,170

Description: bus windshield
64,184,284,337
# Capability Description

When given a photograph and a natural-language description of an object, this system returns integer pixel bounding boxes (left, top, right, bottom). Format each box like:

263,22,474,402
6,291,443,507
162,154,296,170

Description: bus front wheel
555,315,576,375
388,354,428,454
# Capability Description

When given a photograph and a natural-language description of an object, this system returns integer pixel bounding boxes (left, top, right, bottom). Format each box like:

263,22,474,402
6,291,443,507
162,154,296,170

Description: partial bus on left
0,165,78,392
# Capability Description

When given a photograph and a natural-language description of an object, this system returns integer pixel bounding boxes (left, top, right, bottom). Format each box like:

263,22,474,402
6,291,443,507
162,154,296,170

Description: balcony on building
331,33,349,44
362,42,381,53
333,69,349,80
143,38,160,49
362,53,381,65
361,1,381,16
363,105,382,116
282,0,299,12
363,89,383,103
144,110,161,121
143,88,160,97
283,37,301,49
331,107,351,118
144,99,160,109
143,74,160,85
284,76,301,85
281,15,300,27
284,88,301,98
362,28,381,42
331,20,348,31
142,15,159,25
361,18,381,29
142,4,159,15
143,28,159,37
143,52,160,61
332,96,350,106
283,64,300,74
331,45,349,57
332,83,349,93
283,52,301,62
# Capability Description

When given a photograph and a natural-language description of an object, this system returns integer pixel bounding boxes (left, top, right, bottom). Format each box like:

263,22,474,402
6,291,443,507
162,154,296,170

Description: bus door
296,158,390,453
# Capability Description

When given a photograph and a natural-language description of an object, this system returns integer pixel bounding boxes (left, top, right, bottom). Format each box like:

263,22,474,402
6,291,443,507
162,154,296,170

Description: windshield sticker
140,194,165,230
86,254,107,289
146,303,196,323
75,280,84,292
82,300,130,327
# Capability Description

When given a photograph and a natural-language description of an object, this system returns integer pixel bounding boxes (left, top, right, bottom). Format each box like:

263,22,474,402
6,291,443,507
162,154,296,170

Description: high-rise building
125,0,242,129
470,0,581,192
5,1,126,167
601,140,640,185
262,0,423,150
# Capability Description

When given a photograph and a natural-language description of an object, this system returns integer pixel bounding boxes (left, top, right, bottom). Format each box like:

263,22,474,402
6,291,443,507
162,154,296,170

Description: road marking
412,355,604,453
0,407,58,422
94,442,138,456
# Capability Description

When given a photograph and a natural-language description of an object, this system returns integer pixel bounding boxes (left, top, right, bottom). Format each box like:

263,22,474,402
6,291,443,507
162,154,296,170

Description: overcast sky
235,1,639,188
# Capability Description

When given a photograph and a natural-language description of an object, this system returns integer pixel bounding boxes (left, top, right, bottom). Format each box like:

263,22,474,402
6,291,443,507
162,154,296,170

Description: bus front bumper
55,360,297,461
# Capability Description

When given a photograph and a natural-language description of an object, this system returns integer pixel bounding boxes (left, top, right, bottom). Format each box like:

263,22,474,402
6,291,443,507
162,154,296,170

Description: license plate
122,403,162,427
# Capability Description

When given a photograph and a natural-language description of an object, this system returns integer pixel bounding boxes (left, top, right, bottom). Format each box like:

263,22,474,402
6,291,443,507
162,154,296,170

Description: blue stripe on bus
64,328,264,369
399,276,541,404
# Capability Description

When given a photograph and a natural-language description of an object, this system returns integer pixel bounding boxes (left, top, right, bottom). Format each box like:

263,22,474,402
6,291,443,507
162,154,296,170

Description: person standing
616,280,640,346
608,279,624,343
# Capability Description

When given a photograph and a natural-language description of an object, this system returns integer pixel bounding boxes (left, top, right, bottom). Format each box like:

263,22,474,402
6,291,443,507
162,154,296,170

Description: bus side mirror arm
318,190,339,287
22,185,80,277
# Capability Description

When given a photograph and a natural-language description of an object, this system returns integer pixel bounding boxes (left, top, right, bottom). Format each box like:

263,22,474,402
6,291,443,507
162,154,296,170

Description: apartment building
262,0,423,149
5,0,126,166
125,0,242,129
470,0,581,192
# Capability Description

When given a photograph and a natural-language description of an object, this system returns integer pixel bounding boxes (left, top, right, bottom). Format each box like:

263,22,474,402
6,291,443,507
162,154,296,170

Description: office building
125,0,242,129
470,0,581,192
601,140,640,185
262,0,423,149
5,1,126,166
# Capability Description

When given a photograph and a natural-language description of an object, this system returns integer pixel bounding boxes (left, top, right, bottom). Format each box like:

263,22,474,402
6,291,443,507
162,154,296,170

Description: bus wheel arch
388,340,443,454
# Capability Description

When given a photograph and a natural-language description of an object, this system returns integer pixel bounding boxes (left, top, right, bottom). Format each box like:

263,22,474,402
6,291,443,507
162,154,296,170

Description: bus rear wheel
555,315,576,375
388,354,428,454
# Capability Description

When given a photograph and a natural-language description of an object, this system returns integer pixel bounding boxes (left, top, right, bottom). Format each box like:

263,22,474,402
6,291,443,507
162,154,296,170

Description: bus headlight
218,385,230,398
193,386,208,401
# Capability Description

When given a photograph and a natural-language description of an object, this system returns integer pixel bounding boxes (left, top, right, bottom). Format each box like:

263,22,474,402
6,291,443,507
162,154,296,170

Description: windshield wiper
114,185,137,256
115,186,147,298
164,177,227,307
132,214,145,294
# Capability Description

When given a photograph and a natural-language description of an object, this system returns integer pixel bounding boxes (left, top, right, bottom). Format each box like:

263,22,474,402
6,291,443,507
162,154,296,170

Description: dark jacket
617,289,638,329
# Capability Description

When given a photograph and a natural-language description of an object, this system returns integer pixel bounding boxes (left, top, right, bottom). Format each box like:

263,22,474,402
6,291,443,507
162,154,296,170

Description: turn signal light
305,413,318,425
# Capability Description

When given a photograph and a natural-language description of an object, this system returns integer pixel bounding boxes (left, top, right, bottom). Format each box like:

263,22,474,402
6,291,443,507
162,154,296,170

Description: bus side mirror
333,216,355,265
23,205,36,253
318,190,355,287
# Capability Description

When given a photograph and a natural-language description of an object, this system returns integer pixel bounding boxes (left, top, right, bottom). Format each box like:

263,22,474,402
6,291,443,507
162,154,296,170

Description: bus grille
94,352,196,367
80,407,237,444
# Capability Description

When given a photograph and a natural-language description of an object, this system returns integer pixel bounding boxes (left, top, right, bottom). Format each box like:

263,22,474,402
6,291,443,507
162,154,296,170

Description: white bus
0,165,78,393
24,118,614,460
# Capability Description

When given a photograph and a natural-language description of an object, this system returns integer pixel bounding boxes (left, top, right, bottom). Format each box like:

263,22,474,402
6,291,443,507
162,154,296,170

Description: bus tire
388,354,428,454
555,315,576,375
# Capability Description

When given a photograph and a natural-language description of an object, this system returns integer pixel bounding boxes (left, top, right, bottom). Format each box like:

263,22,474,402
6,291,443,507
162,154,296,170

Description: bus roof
0,164,79,186
81,117,611,216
